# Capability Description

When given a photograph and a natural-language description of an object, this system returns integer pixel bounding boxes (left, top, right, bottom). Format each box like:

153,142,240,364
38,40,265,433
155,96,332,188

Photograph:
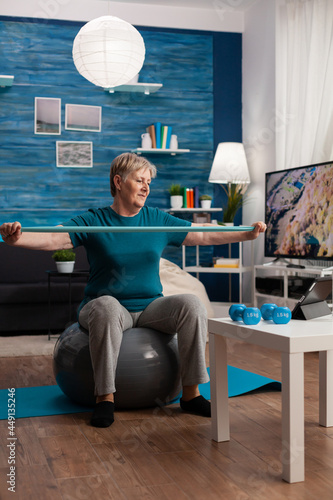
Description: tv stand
263,257,291,266
253,264,333,308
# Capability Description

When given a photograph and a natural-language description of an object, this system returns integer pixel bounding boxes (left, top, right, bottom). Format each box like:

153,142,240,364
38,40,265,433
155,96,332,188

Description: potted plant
52,249,76,273
221,183,248,224
168,183,183,209
199,194,212,209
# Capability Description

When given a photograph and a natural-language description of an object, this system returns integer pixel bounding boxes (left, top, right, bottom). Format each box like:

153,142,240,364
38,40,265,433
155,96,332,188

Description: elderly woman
0,152,266,428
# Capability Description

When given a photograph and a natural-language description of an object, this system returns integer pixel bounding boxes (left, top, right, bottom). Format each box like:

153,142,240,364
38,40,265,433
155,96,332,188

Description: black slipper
180,395,211,417
90,401,115,428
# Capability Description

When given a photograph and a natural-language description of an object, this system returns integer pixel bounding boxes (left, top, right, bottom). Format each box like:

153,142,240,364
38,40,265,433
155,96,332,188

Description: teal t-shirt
63,206,191,312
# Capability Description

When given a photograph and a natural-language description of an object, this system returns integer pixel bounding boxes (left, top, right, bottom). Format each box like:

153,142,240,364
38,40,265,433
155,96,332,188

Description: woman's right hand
0,221,22,245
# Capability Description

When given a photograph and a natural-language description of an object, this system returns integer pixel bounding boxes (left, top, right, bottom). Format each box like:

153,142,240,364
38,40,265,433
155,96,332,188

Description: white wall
242,0,277,299
1,0,244,32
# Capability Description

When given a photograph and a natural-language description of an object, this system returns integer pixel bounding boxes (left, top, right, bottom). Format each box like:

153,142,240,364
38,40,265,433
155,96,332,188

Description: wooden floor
1,340,333,500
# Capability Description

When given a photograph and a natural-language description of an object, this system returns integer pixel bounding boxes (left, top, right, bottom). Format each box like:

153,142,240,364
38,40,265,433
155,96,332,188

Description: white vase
170,195,183,209
200,200,212,209
56,261,75,273
141,133,152,149
170,135,178,149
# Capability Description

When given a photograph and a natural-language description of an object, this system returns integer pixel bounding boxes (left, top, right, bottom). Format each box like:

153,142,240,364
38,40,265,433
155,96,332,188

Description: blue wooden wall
0,17,242,301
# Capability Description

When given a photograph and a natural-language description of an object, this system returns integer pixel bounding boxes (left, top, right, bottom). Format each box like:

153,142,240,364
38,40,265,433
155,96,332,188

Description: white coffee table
208,315,333,483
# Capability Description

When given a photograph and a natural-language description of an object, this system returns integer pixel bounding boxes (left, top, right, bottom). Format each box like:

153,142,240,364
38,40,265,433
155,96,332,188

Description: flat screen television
265,161,333,261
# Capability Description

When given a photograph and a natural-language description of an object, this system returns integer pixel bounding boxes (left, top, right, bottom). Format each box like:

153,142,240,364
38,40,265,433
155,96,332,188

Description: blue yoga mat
0,366,280,420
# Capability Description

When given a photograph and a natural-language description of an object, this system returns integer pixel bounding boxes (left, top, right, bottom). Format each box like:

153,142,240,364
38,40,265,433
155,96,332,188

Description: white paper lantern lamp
72,16,146,88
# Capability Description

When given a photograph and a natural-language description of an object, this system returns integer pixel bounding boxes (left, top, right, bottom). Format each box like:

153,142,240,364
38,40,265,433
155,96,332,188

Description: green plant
221,183,248,223
199,194,212,201
168,183,183,196
52,249,76,262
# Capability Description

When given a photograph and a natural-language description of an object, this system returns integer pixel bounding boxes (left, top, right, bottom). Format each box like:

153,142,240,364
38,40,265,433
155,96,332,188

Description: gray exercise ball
53,322,181,409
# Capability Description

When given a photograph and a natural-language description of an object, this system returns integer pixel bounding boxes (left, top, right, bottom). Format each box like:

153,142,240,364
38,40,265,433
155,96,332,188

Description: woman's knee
173,294,207,319
87,295,125,322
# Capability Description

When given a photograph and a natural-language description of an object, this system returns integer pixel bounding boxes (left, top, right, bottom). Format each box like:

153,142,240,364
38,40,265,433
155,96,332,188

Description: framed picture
65,104,102,132
56,141,93,168
34,97,61,135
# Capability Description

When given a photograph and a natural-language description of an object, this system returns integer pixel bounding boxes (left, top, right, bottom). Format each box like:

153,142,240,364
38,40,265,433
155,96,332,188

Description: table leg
281,352,305,483
209,333,230,442
319,350,333,427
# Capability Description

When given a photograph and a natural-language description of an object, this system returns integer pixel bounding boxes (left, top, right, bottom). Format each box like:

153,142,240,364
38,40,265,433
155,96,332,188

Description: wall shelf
132,148,190,156
0,75,14,87
105,83,163,95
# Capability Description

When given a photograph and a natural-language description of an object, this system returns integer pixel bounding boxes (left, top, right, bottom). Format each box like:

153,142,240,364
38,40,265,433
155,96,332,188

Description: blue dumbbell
260,303,291,324
229,304,261,325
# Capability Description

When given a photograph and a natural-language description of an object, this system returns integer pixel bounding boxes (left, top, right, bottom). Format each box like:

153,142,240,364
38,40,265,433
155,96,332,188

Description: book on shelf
193,186,199,208
161,125,168,149
155,122,161,148
147,124,156,148
186,188,192,208
213,258,239,268
166,126,172,148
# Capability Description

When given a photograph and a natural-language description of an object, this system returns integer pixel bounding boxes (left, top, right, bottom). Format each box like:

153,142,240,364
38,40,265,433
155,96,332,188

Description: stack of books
182,187,199,208
146,123,172,149
213,258,240,268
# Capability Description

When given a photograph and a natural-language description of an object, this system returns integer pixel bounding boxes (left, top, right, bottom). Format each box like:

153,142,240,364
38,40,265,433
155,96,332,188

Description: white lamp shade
208,142,250,184
72,16,146,88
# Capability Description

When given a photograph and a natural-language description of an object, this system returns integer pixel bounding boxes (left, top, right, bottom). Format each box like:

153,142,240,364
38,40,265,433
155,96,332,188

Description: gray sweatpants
79,293,209,396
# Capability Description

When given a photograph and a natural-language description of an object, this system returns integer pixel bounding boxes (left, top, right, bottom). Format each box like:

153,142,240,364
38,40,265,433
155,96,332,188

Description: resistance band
21,226,255,233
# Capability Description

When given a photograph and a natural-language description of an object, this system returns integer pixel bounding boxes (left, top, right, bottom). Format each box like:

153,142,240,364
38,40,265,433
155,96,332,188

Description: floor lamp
208,142,251,301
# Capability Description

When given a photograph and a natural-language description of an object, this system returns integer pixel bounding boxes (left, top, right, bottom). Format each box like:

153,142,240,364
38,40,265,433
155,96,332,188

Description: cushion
159,258,214,318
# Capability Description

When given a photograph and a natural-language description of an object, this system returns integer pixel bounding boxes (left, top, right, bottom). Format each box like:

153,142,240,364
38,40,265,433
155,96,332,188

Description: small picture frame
65,104,102,132
193,213,211,223
35,97,61,135
56,141,93,168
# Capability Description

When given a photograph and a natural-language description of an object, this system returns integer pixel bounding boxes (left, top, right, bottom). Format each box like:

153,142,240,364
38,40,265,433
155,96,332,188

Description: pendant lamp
72,16,145,88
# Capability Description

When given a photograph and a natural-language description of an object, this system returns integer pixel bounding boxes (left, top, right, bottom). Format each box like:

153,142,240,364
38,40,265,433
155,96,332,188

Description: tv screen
265,161,333,261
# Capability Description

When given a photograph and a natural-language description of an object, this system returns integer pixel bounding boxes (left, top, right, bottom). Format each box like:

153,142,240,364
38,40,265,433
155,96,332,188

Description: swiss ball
53,322,181,409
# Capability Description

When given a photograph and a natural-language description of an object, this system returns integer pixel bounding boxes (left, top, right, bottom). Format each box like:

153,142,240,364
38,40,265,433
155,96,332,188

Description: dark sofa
0,243,89,334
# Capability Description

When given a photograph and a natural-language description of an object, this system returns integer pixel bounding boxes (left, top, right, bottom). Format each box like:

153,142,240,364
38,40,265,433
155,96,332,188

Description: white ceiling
105,0,259,10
